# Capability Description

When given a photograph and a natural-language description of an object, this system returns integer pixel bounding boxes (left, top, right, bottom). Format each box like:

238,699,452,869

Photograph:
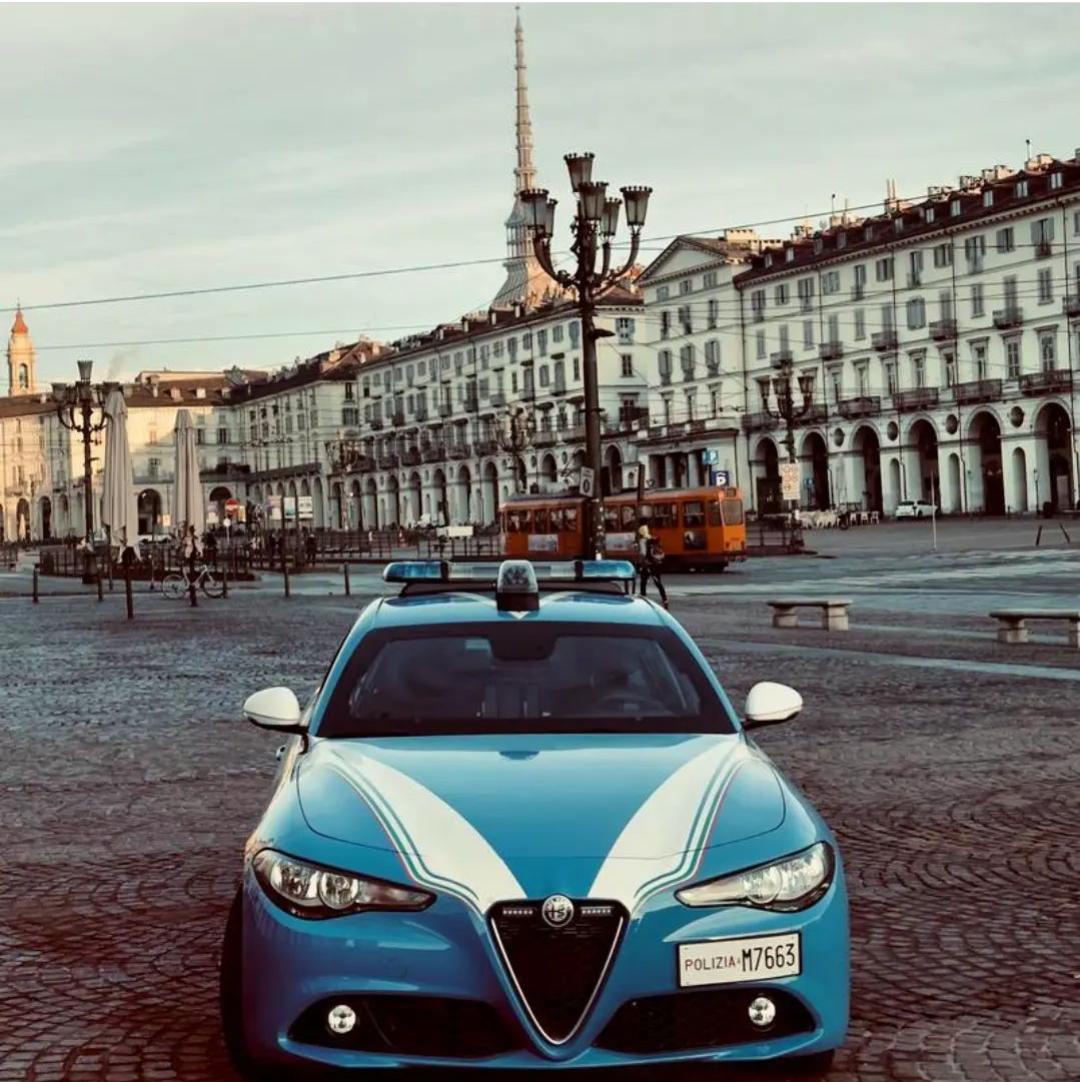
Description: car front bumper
240,864,849,1070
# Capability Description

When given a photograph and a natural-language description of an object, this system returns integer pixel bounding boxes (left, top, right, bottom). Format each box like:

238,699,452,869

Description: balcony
377,453,399,470
1020,370,1073,396
390,412,405,427
800,405,829,425
1063,295,1080,319
415,407,428,423
894,388,940,412
448,444,471,460
401,448,421,467
819,341,843,361
550,380,567,397
463,396,479,413
769,349,793,366
533,430,556,447
490,391,506,408
475,438,499,456
837,395,882,419
953,378,1002,405
1035,240,1053,259
568,425,587,442
993,306,1023,330
356,455,376,473
741,411,779,433
438,403,452,418
929,319,956,343
850,285,866,302
659,371,672,386
421,444,446,463
906,272,922,288
606,406,649,433
369,418,384,430
521,386,536,402
870,331,898,353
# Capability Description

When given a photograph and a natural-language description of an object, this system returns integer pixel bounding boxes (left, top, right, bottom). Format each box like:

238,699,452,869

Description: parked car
221,558,849,1077
894,499,936,519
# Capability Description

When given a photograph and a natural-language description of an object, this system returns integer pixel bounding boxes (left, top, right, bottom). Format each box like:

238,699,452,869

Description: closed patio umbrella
100,388,139,556
173,409,204,535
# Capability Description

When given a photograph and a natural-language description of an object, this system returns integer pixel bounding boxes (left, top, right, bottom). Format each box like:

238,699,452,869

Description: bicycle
162,562,224,600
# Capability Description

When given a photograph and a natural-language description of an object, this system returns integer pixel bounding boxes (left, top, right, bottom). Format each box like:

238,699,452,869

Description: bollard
125,567,134,620
283,558,291,599
32,566,39,604
189,572,198,607
343,562,351,597
97,572,104,602
222,564,229,599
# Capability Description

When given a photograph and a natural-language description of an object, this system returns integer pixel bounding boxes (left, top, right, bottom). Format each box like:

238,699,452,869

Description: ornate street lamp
520,155,652,557
53,359,115,584
762,357,816,524
496,405,536,493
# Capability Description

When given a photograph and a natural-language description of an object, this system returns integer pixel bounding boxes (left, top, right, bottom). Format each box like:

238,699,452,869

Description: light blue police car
220,559,849,1075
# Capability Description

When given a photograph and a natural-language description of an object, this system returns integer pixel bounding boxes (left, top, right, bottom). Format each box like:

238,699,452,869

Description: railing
377,454,399,470
490,392,506,407
837,395,882,419
401,449,421,467
929,319,956,342
438,403,452,418
1063,295,1080,319
421,445,446,463
533,430,556,447
568,425,587,442
550,380,566,396
993,306,1023,330
475,438,498,456
850,285,865,301
953,378,1002,404
448,444,472,459
1020,370,1073,395
390,412,405,427
741,411,779,432
819,341,843,361
894,388,940,412
770,349,793,365
1035,240,1053,259
871,331,898,352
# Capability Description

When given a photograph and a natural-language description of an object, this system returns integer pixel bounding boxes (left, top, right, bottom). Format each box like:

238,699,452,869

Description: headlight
252,849,434,920
676,842,834,912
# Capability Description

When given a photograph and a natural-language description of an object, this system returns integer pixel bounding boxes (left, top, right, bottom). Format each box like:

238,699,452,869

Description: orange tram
499,486,747,571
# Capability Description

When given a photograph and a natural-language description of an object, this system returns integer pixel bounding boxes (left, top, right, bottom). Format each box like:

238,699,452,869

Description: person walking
637,522,668,608
182,525,203,579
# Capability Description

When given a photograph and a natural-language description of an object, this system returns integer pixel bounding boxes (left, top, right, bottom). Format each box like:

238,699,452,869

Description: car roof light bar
382,558,638,586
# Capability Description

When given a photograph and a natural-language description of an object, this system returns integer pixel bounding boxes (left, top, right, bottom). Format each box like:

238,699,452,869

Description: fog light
748,995,776,1027
327,1004,356,1034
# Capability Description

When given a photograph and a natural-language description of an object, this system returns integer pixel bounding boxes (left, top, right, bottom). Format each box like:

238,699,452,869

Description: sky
3,1,1080,385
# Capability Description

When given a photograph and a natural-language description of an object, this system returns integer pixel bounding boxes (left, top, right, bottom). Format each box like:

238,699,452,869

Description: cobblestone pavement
1,553,1078,1081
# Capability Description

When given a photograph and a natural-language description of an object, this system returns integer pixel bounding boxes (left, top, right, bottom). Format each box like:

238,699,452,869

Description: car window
316,623,734,738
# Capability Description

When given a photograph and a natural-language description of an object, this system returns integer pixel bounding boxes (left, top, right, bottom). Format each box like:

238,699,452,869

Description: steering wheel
588,691,669,716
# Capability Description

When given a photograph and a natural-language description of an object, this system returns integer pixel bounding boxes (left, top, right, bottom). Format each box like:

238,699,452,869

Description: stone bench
768,598,852,631
989,610,1080,647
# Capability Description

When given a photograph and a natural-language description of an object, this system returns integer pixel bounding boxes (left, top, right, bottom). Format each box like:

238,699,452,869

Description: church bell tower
7,306,36,395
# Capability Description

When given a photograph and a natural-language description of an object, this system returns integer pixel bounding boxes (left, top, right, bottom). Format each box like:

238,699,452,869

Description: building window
537,330,548,356
148,458,160,479
756,379,770,409
1005,337,1022,379
1015,179,1029,198
996,227,1015,253
884,360,897,396
983,190,994,208
677,305,693,334
218,427,229,444
616,317,635,344
710,384,723,415
908,249,923,286
620,353,633,377
837,232,847,249
829,367,843,403
552,324,564,343
344,383,355,401
1050,172,1063,191
944,351,957,387
1032,216,1055,252
950,198,962,217
656,286,669,301
797,277,815,311
912,353,926,389
906,297,926,330
658,350,673,383
538,365,549,387
855,362,869,396
703,270,718,288
774,283,789,305
963,234,985,273
853,264,867,297
827,313,840,343
938,290,954,322
751,290,766,321
704,339,721,375
933,243,953,268
342,406,359,426
1039,333,1057,371
679,278,692,295
573,357,581,381
680,344,696,380
822,270,840,295
707,298,719,328
926,206,936,224
803,320,814,349
971,341,988,380
1074,210,1080,236
786,248,796,263
970,283,984,317
755,331,766,360
660,311,670,339
1038,267,1054,304
854,308,866,340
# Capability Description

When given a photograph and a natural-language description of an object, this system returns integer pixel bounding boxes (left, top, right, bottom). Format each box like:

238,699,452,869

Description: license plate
678,932,801,988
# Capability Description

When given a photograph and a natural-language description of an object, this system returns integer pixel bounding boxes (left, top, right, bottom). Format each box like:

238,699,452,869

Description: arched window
18,364,28,389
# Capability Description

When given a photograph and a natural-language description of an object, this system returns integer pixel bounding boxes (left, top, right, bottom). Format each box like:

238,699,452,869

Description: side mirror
243,686,304,732
744,681,803,730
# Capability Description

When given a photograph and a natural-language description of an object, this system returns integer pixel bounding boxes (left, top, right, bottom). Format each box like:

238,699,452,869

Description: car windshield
316,622,735,737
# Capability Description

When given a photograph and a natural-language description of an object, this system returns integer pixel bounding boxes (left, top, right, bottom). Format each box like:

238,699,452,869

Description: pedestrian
204,529,218,568
637,521,668,608
305,530,317,565
182,524,203,579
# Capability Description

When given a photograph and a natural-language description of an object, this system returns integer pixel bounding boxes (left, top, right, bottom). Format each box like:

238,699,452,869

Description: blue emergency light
382,558,636,585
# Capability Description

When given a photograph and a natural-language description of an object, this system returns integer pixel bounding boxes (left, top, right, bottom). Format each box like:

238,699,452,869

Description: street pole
521,157,652,560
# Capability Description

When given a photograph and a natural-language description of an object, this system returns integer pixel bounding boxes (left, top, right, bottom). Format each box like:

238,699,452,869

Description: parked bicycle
161,562,224,600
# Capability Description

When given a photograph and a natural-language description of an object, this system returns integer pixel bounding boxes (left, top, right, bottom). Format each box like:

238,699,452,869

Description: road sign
297,495,314,520
713,468,730,487
780,462,800,502
224,497,240,516
579,467,595,497
703,448,720,466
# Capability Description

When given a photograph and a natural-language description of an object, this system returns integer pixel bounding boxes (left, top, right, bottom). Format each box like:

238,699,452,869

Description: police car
220,559,849,1074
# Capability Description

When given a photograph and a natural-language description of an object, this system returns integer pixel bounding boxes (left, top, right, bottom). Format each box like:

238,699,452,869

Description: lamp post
762,356,815,525
53,360,113,584
521,155,652,558
497,405,536,494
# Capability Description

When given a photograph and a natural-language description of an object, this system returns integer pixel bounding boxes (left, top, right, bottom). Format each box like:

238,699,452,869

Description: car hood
297,733,785,913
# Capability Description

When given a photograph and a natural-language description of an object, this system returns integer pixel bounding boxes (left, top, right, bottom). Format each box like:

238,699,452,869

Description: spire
492,7,547,310
11,304,27,335
7,303,36,395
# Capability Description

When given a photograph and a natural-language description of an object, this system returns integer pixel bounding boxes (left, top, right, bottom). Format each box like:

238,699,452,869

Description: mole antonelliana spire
492,7,547,310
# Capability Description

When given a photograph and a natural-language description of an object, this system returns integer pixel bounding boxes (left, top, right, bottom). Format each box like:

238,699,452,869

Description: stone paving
1,547,1078,1081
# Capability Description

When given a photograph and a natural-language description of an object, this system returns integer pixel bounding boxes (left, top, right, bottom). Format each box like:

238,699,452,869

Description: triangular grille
490,899,625,1045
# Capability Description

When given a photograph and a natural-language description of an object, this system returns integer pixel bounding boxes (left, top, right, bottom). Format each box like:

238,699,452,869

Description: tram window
708,500,723,527
564,506,580,532
644,502,676,528
682,501,705,528
620,505,638,529
603,505,619,531
549,507,564,531
507,510,531,533
533,508,548,532
721,498,745,526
